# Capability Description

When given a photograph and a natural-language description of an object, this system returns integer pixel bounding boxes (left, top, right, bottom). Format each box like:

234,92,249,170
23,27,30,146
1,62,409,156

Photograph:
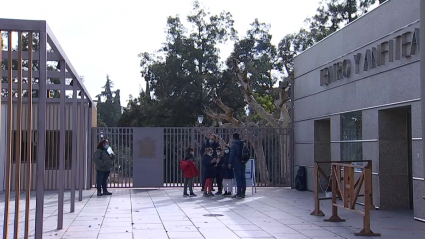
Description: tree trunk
243,130,270,185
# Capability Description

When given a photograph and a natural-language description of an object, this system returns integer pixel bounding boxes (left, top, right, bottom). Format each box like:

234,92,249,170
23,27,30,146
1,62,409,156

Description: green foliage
254,93,276,114
306,0,380,42
96,75,122,127
120,0,383,127
121,1,243,127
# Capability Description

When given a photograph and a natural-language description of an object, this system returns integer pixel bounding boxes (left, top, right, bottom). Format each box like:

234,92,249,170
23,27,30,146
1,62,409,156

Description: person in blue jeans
229,133,246,198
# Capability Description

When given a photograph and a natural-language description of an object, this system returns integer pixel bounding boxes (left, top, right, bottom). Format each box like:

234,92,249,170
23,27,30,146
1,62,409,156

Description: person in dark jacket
200,134,220,191
202,147,216,197
214,147,224,195
221,145,233,196
180,147,198,197
94,139,115,196
229,133,246,198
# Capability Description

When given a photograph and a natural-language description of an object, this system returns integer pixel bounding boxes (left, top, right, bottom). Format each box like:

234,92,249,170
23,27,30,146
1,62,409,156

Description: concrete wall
293,0,425,220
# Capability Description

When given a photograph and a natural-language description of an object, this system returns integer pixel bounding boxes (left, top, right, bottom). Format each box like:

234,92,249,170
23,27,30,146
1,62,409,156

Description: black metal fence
92,127,291,188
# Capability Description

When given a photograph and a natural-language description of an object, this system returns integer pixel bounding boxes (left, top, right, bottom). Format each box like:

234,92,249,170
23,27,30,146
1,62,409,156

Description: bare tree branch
227,54,282,128
204,98,243,126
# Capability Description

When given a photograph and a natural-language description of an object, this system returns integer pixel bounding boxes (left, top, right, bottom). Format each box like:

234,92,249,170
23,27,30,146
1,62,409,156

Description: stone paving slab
0,188,424,238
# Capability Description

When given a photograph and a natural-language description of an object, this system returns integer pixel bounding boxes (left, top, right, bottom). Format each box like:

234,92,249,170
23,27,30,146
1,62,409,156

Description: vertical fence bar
124,128,127,187
57,60,66,229
79,94,84,200
164,128,168,186
82,105,87,190
13,31,23,239
75,99,81,199
24,32,33,239
87,106,92,189
173,129,176,187
127,128,130,187
3,30,13,239
113,128,117,187
120,128,122,187
35,29,47,239
70,80,77,212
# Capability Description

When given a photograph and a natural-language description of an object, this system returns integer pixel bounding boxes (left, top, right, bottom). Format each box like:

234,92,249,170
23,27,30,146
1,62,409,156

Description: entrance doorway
314,119,331,162
378,106,413,209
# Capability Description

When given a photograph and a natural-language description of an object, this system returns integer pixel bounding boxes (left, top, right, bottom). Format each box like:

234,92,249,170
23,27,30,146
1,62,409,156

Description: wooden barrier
323,161,380,237
310,161,342,217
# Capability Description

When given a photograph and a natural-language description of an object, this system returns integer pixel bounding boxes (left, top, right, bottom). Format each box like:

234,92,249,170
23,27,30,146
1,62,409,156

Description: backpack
241,144,250,163
295,166,307,191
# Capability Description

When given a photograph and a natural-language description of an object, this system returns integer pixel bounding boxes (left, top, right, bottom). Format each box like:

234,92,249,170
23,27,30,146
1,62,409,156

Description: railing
92,126,291,187
311,160,380,237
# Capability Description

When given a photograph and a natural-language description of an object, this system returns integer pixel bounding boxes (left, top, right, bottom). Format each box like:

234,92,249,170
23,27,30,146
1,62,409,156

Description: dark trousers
184,178,194,194
234,166,246,196
215,170,223,193
96,170,110,193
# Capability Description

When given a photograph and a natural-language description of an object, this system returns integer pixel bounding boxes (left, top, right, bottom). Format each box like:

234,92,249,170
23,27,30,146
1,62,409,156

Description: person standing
229,133,246,199
214,147,224,195
221,145,234,196
180,147,198,197
200,134,220,191
202,147,216,197
94,139,115,196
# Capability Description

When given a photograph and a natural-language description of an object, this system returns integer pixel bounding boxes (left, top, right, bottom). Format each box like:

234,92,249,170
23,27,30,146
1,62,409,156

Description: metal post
13,31,23,239
290,77,295,189
79,93,84,201
35,30,47,239
24,32,33,239
70,79,77,212
57,60,66,229
87,105,92,189
3,30,13,239
421,0,425,201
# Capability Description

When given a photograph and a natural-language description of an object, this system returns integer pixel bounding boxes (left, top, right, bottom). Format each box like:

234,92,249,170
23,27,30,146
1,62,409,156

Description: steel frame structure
0,18,94,239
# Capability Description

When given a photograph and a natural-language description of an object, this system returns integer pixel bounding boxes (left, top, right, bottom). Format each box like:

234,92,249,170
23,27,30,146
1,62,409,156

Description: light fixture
198,115,204,124
218,120,223,126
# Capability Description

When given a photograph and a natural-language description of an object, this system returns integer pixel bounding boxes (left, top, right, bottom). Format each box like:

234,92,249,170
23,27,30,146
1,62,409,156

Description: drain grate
203,214,224,217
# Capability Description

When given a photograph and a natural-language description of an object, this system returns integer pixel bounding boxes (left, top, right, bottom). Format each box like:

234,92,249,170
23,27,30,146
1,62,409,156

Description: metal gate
92,127,291,188
92,127,133,187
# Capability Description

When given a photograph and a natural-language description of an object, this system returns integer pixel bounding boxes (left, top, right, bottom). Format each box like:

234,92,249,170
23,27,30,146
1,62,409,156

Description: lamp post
198,115,204,126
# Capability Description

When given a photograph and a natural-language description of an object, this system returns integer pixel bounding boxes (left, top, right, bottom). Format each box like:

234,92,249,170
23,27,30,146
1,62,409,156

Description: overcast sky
3,0,321,104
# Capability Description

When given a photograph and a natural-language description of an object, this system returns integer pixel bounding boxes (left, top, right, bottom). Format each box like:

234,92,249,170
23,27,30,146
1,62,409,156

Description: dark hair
216,147,222,151
233,133,240,139
97,139,109,150
186,147,194,154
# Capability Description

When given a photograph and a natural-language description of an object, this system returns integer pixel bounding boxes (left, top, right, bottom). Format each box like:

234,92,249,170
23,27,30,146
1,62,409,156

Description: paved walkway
1,188,424,239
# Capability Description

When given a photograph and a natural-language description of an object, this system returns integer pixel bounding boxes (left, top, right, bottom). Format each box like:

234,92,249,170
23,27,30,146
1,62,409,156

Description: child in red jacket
180,147,199,197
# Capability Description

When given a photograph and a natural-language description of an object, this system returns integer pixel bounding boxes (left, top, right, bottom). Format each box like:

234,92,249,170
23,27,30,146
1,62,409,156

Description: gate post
324,164,345,222
354,162,380,236
311,162,325,216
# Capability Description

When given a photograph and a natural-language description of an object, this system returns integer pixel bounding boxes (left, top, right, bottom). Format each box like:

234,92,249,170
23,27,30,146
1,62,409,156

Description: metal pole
87,105,92,189
421,0,425,200
290,78,295,189
13,31,23,239
57,60,66,229
70,79,77,212
35,30,47,239
24,32,33,239
3,30,13,239
79,93,84,201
